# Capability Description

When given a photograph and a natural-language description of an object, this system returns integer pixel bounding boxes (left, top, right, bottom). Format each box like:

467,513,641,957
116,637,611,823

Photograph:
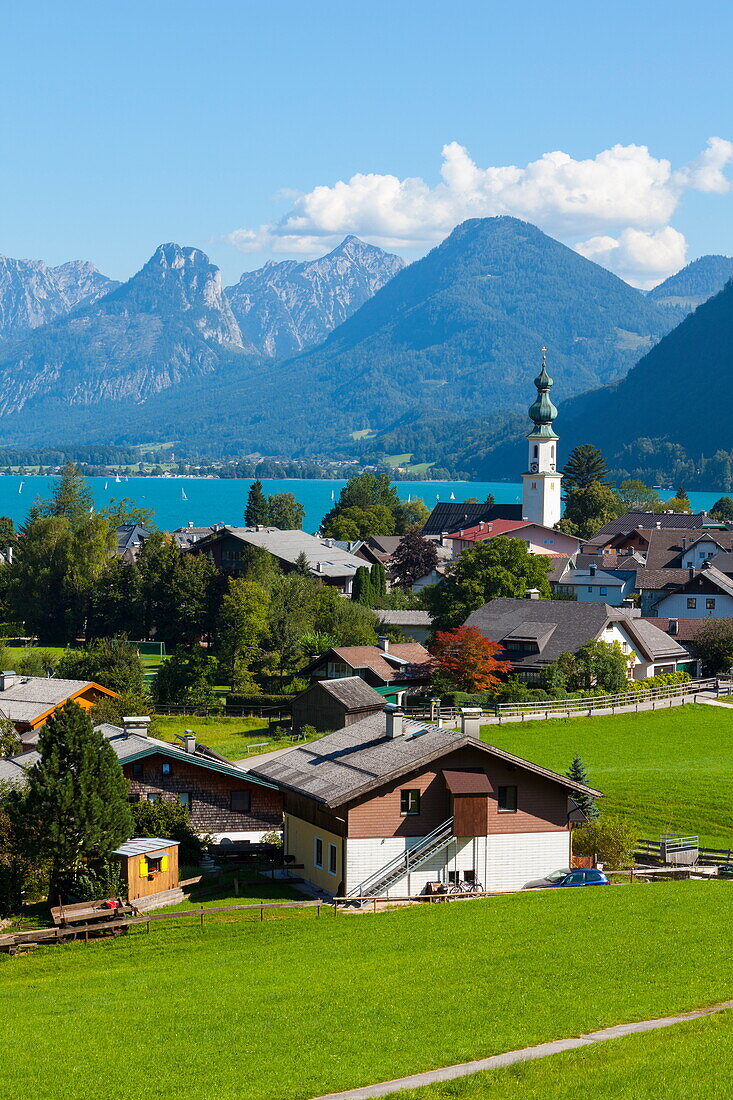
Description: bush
226,693,292,709
132,799,207,865
66,858,125,902
573,814,638,870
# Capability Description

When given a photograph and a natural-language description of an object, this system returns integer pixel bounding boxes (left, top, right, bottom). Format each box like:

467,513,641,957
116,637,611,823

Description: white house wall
346,831,570,895
655,591,733,619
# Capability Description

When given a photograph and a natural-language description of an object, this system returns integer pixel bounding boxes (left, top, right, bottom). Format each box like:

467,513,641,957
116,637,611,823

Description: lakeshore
0,475,726,533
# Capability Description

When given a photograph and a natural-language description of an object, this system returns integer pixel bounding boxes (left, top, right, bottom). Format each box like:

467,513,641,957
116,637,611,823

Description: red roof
446,520,531,541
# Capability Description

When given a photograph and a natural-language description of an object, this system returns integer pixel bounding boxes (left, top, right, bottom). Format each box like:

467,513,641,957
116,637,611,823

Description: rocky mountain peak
225,236,406,358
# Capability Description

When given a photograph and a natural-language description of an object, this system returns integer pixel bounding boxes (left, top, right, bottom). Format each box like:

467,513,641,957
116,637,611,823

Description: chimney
440,531,448,546
525,588,541,599
123,716,150,739
461,707,482,739
681,537,687,549
589,564,596,577
384,704,404,739
324,538,334,548
669,618,679,635
378,635,390,653
656,521,661,529
316,561,324,574
0,670,18,691
183,730,197,754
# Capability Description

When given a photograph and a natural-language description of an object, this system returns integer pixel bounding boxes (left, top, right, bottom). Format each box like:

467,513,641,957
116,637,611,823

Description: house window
146,793,161,803
600,587,607,595
498,785,517,812
587,586,593,593
531,481,537,490
230,790,251,814
314,837,323,868
687,598,697,609
328,843,337,875
132,762,144,779
400,789,421,815
706,599,716,610
161,761,172,776
178,792,192,809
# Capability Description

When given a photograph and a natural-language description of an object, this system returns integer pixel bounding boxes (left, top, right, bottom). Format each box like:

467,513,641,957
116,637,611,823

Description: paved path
697,694,733,709
233,743,299,770
310,999,733,1100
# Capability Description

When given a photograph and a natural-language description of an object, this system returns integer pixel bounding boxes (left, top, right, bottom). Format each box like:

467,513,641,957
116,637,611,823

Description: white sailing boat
436,493,440,501
181,488,188,502
115,474,121,484
331,490,335,501
450,491,455,500
104,481,108,490
17,482,23,494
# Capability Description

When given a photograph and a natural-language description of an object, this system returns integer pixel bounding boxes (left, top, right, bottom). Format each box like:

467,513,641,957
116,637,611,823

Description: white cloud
575,227,689,290
227,137,733,286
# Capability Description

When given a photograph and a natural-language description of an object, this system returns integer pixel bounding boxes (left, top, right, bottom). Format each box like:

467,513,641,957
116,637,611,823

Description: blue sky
2,0,732,286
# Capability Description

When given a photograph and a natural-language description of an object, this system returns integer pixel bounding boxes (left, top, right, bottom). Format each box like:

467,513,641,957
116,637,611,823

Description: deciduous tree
430,626,510,693
426,537,553,631
391,527,438,588
215,578,270,689
693,618,733,674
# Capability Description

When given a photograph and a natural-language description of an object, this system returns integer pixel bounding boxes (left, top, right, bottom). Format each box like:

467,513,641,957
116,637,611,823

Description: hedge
226,693,294,710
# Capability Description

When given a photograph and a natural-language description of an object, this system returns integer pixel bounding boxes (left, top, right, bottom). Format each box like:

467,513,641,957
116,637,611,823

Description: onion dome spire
528,347,558,436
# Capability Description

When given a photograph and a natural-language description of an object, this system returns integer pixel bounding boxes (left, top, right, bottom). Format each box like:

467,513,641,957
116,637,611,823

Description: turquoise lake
0,476,724,534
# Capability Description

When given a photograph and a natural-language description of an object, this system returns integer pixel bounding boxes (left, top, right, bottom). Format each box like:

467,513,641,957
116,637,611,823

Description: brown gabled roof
327,643,431,683
633,567,691,591
639,618,708,644
316,677,385,711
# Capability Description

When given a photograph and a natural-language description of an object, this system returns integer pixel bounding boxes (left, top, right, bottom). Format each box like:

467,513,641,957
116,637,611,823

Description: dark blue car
523,868,610,890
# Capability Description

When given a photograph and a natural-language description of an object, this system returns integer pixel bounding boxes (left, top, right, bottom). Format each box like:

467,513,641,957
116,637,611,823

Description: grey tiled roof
0,676,111,725
633,568,691,590
249,712,602,808
316,677,385,710
376,611,432,626
194,527,366,579
466,598,687,667
587,512,722,541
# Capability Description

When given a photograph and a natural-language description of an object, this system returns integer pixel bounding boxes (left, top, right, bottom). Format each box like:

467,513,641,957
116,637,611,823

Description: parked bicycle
446,879,484,895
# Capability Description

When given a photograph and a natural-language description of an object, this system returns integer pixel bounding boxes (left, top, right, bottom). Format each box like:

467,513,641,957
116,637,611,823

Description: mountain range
225,236,404,358
0,220,730,467
0,256,118,344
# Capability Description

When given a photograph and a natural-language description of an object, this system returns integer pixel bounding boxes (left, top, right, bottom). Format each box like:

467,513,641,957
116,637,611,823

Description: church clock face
530,462,538,472
549,463,555,472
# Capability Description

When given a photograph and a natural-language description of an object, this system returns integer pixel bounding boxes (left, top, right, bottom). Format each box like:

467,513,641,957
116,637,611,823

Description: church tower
521,349,562,527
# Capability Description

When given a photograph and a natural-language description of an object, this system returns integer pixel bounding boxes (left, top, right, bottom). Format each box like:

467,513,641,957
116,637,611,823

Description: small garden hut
114,837,180,902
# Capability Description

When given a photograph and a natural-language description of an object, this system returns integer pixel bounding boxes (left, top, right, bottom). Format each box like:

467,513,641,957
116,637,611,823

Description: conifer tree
10,701,133,898
353,566,374,606
294,551,312,577
245,479,268,526
372,562,388,599
566,753,599,821
562,445,609,494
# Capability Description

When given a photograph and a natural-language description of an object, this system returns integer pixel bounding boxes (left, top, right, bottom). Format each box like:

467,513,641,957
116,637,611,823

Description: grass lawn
3,883,733,1099
400,1009,733,1098
154,868,305,915
153,714,271,759
484,703,733,850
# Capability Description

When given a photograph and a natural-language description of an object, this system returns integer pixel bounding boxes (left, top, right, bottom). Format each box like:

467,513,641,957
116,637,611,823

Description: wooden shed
290,676,385,734
113,837,180,902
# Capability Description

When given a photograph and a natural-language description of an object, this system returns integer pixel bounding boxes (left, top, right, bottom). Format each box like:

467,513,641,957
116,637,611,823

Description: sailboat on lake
181,488,188,502
18,482,23,494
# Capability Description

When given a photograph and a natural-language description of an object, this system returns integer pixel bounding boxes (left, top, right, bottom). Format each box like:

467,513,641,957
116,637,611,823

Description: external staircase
346,817,455,900
132,887,185,912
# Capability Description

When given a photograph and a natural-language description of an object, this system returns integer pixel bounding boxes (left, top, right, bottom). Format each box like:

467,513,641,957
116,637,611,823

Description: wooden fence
636,838,733,866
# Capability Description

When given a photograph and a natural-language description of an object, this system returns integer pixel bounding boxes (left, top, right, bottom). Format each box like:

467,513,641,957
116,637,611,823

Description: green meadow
484,703,733,849
2,883,733,1100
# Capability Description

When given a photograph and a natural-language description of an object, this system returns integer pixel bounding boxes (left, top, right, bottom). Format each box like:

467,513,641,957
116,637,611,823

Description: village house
649,561,733,620
303,637,432,698
249,707,601,898
1,718,284,843
422,501,523,539
376,609,433,644
465,597,694,682
290,677,385,734
115,523,151,563
104,718,282,842
0,672,120,746
444,519,580,560
187,526,365,594
553,564,636,606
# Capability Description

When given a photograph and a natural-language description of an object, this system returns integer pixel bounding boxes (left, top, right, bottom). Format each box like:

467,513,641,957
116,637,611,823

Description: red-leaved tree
429,626,510,693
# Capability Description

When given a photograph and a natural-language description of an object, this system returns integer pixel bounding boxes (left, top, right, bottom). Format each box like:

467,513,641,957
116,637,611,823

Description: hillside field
3,883,733,1099
484,703,733,849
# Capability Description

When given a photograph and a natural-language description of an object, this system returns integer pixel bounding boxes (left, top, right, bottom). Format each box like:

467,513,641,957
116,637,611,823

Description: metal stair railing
347,817,455,900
